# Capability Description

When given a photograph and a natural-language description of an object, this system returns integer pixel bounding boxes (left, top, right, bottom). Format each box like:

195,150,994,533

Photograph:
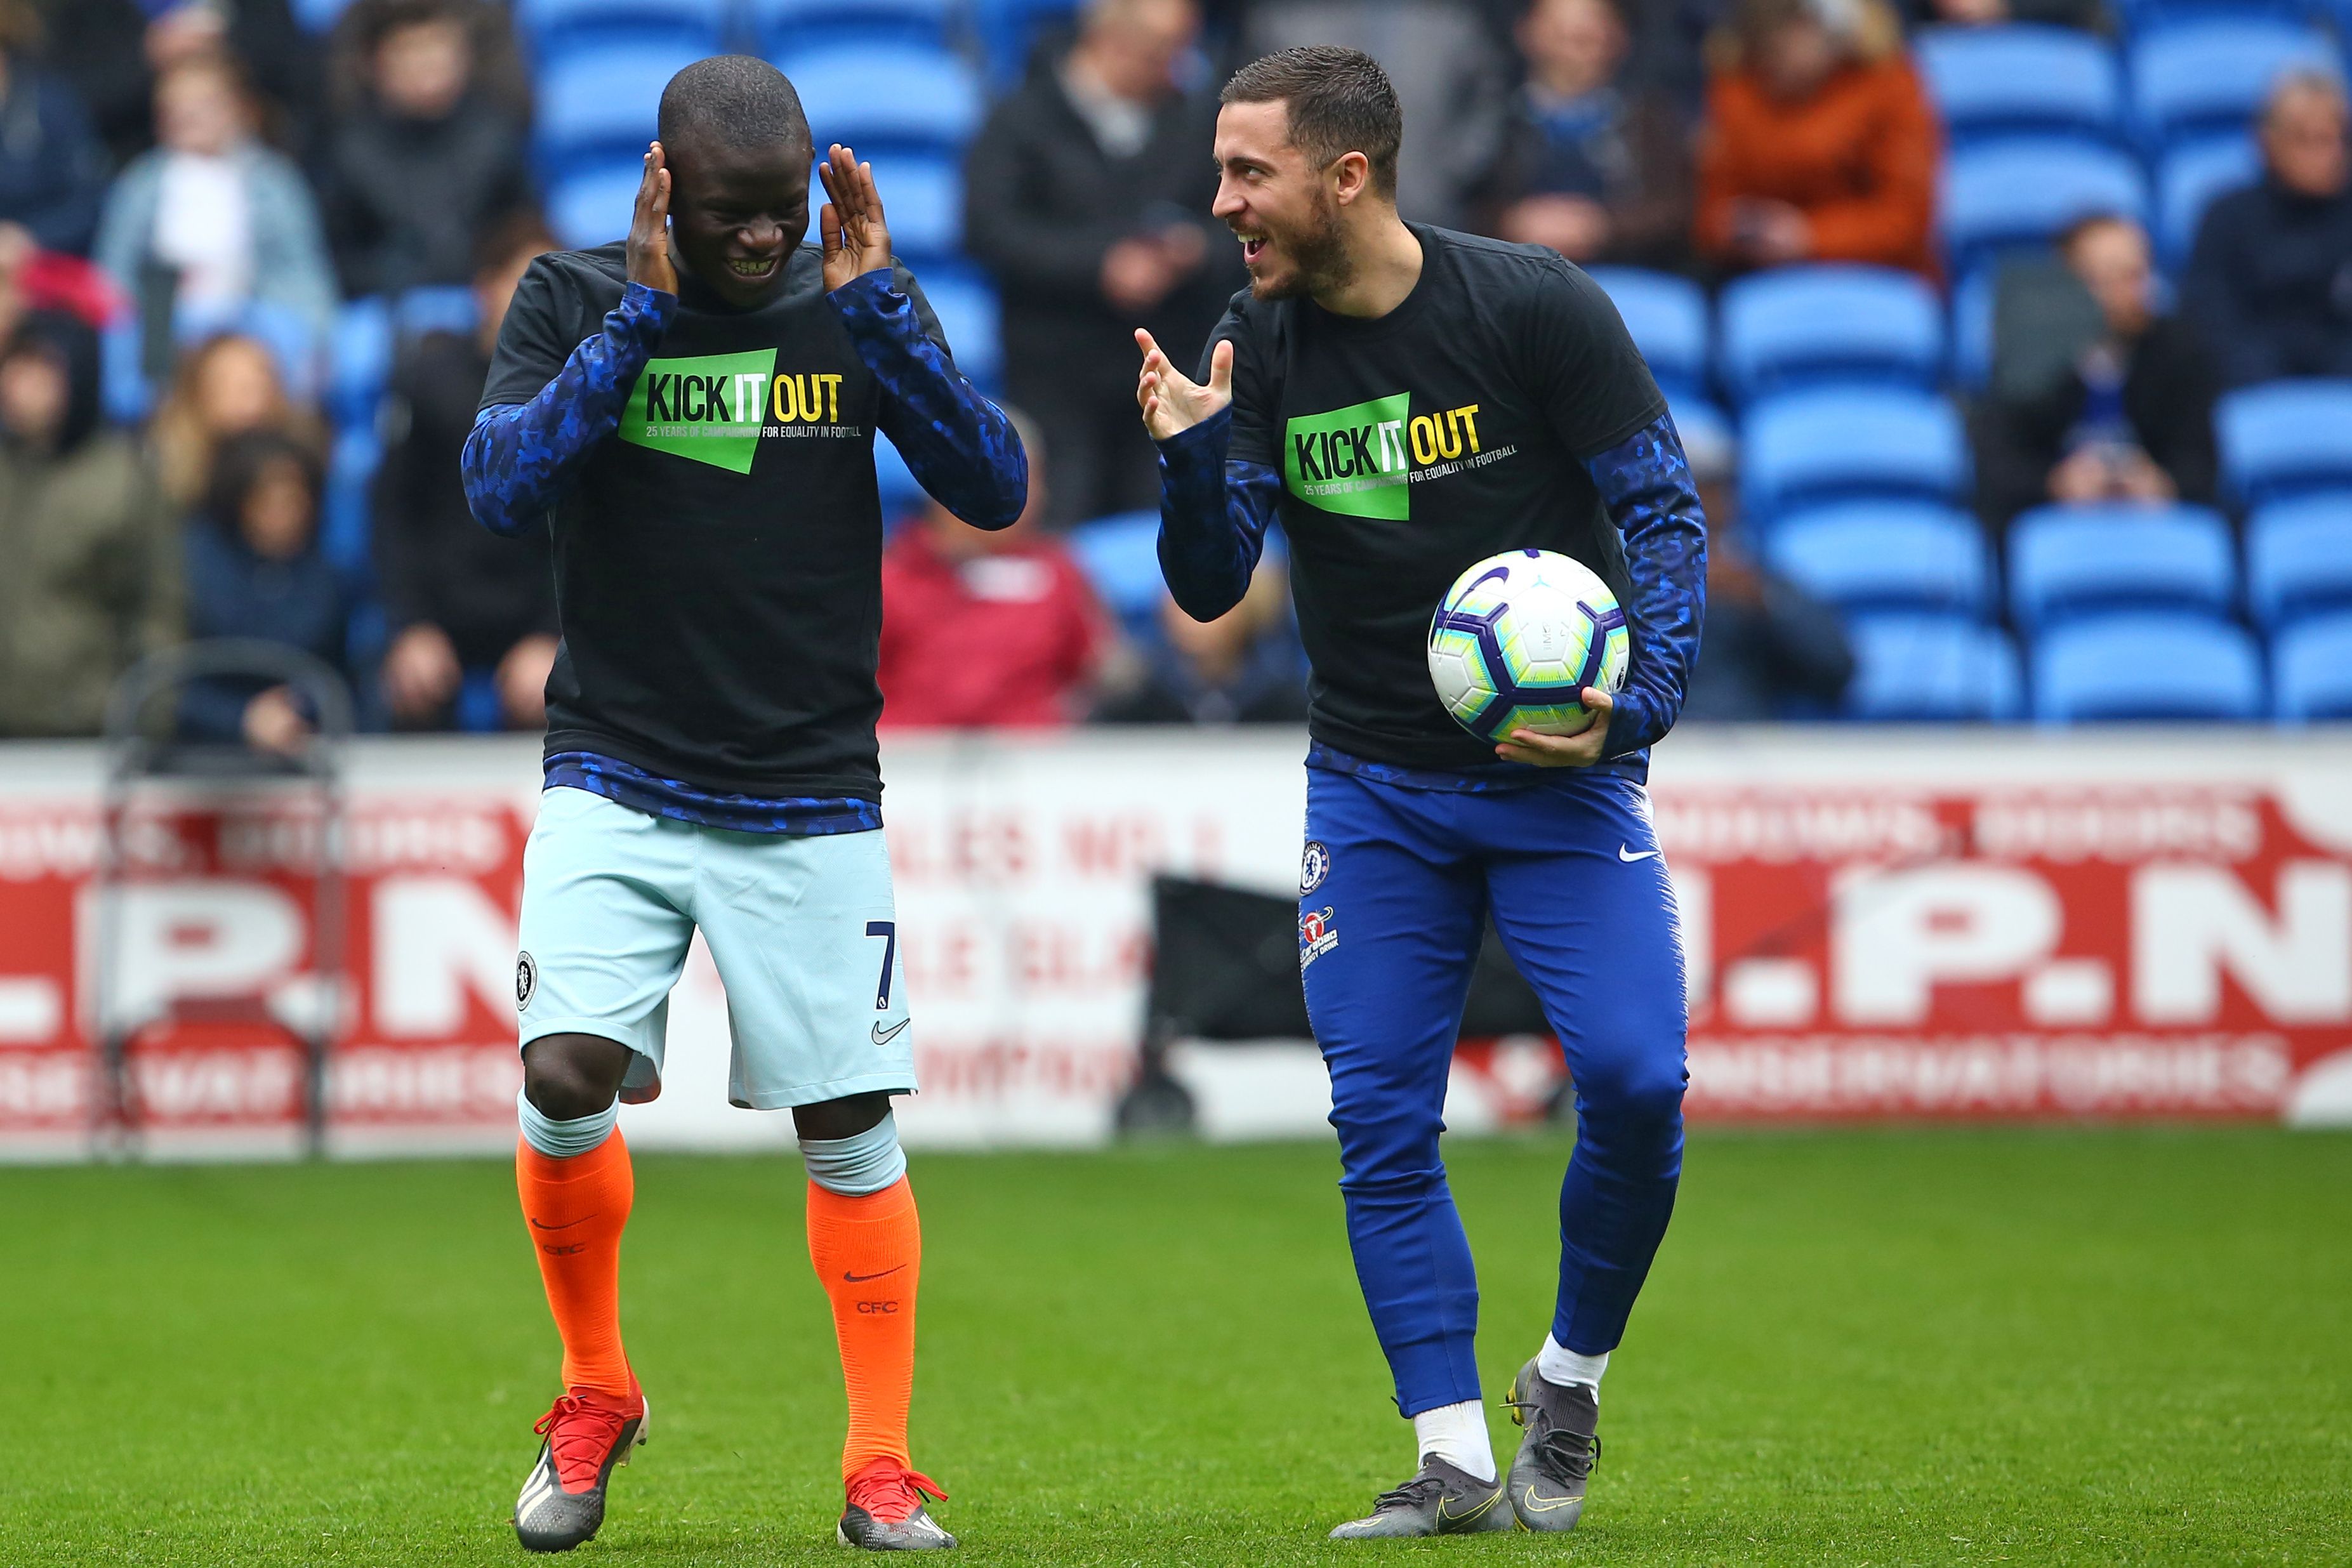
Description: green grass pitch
4,1127,2348,1565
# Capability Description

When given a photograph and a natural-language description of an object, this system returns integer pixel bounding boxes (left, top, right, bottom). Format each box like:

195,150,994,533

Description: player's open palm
626,142,676,294
1136,331,1231,441
820,144,892,289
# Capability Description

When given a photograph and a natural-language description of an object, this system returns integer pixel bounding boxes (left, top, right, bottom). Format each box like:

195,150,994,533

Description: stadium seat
913,266,1003,391
2031,612,2264,721
2156,135,2259,266
2007,503,2237,628
1067,511,1166,630
874,432,926,524
2114,0,2332,30
778,44,983,154
1716,265,1943,403
1767,503,1992,616
811,150,961,263
322,425,383,584
1941,139,2148,273
2217,379,2352,504
1948,264,1997,393
1917,25,2126,148
548,161,644,249
972,0,1083,84
293,0,353,31
2127,18,2343,149
177,298,321,405
395,286,480,340
535,42,711,180
1843,613,2024,720
2273,610,2352,718
331,298,394,430
1583,267,1708,396
2247,496,2352,626
1665,394,1732,471
1740,388,1969,520
512,0,729,63
751,0,956,54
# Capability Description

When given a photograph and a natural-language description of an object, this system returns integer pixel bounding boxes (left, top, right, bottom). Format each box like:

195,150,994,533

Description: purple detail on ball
1523,548,1541,557
1465,563,1512,595
1435,595,1606,741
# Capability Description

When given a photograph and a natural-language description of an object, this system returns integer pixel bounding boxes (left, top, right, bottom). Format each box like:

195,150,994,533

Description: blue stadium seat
1917,25,2126,148
1941,138,2148,272
874,432,926,524
2127,18,2343,149
178,298,322,404
1716,265,1943,403
2157,135,2259,265
396,286,480,339
1767,503,1992,616
2217,379,2352,504
1583,267,1708,396
1067,511,1166,630
1949,264,1997,393
322,425,383,584
547,161,644,249
512,0,729,63
779,44,983,154
2273,610,2352,718
331,298,394,430
752,0,956,54
2247,495,2352,627
1665,394,1732,472
1843,614,2023,720
912,265,1002,391
1740,388,1969,520
972,0,1082,84
535,43,710,179
2031,612,2264,721
811,151,961,263
2007,503,2236,627
293,0,353,31
2115,0,2332,30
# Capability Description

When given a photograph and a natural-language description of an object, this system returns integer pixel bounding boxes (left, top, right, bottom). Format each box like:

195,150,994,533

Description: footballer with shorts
1136,48,1706,1539
462,56,1024,1553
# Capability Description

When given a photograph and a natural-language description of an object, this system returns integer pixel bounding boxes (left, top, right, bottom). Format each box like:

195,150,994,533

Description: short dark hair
1221,46,1402,199
657,54,810,160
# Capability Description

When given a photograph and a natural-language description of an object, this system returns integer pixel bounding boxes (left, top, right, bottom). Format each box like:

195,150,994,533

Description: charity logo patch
515,951,537,1011
1282,393,1509,519
1299,906,1339,970
1300,840,1331,894
620,349,862,473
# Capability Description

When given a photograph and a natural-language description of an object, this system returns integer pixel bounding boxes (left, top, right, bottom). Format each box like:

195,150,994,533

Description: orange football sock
517,1130,635,1397
808,1175,923,1479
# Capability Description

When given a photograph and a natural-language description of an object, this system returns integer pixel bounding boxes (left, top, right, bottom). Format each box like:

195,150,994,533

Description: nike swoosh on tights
529,1215,596,1230
871,1018,911,1046
1618,845,1660,862
843,1265,906,1283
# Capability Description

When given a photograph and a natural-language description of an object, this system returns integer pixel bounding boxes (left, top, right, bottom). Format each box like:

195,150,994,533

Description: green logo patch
623,349,779,474
1285,392,1413,519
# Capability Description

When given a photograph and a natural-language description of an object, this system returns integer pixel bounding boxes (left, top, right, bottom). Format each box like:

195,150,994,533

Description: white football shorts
514,786,915,1109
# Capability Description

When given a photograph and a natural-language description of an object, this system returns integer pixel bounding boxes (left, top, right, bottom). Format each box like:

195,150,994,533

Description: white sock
1411,1400,1496,1484
1536,1335,1609,1397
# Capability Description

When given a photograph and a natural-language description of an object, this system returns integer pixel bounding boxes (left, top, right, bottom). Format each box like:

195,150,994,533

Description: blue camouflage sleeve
831,268,1027,529
1152,407,1279,622
461,280,676,537
1583,411,1708,756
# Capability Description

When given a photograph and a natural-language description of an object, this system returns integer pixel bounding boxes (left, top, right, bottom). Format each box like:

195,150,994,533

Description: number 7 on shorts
864,920,896,1010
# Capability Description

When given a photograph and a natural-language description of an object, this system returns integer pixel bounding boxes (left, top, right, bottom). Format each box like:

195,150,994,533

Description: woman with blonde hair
148,330,326,508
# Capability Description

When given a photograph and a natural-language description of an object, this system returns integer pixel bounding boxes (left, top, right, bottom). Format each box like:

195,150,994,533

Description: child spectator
2184,70,2352,388
149,329,326,509
0,310,180,737
1694,0,1938,280
180,428,353,754
1978,213,2217,526
1093,564,1310,725
1476,0,1693,270
0,1,108,254
373,214,560,732
92,51,338,349
321,0,533,298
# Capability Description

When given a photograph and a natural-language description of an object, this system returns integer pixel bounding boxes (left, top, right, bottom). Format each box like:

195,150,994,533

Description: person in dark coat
0,2,108,254
1093,565,1311,726
1978,213,2219,530
34,0,319,165
373,214,560,731
963,0,1238,527
2184,70,2352,388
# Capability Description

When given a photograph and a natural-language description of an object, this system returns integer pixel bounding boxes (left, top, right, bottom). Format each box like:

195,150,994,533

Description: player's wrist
1153,403,1232,454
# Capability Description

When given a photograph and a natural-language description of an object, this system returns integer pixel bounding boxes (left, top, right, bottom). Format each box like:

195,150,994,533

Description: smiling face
1212,99,1352,301
664,132,811,307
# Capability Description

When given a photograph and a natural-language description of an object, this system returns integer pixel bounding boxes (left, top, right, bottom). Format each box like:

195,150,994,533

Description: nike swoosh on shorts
871,1018,911,1046
1618,845,1660,862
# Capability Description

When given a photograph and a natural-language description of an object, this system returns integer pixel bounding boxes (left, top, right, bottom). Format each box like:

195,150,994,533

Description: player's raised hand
626,142,677,295
1495,687,1613,768
819,143,892,290
1136,331,1232,441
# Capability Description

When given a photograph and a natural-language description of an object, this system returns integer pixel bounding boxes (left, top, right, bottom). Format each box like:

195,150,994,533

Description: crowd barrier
1,726,2347,1161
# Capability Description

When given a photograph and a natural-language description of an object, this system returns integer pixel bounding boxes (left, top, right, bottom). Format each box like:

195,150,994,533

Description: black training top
1203,224,1670,770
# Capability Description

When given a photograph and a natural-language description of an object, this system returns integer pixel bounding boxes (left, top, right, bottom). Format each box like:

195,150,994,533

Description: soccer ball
1427,549,1630,741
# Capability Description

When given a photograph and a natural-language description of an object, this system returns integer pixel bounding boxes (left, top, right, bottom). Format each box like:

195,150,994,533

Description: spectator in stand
149,329,326,508
1243,0,1510,230
1093,563,1310,725
0,310,180,737
2184,70,2352,388
180,428,353,754
0,3,107,254
965,0,1235,528
878,419,1112,728
374,215,559,732
0,218,122,347
93,51,339,350
36,0,319,167
1475,0,1693,270
320,0,533,298
1674,417,1854,720
1693,0,1938,281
